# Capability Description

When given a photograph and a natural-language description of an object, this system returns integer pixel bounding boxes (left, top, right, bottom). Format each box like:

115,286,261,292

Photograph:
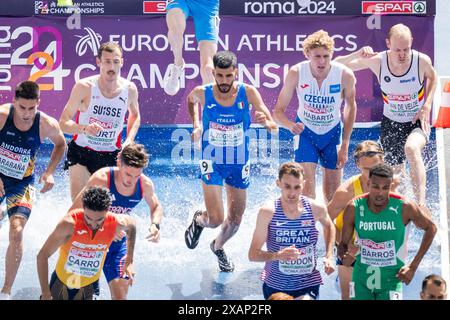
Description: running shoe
210,240,234,273
184,210,204,249
163,61,184,96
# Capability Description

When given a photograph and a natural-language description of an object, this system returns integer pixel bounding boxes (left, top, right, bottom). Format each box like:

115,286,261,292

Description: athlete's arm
69,168,109,210
39,115,67,193
397,200,437,285
142,177,163,243
124,82,141,146
116,214,137,284
338,201,356,264
245,85,278,131
248,205,300,262
334,47,380,73
187,86,205,142
37,215,74,300
413,54,438,137
273,65,304,135
337,68,357,169
58,81,102,136
327,183,353,221
311,199,336,274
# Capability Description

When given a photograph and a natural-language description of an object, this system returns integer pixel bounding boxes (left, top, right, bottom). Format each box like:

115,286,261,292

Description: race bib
199,159,214,175
358,239,397,267
64,247,105,278
279,245,315,275
0,146,30,179
208,122,244,147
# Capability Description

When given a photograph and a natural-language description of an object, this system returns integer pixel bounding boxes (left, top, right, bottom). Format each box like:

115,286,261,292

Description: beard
217,81,233,93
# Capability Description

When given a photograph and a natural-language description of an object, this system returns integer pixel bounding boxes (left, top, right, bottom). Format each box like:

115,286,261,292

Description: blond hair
302,30,334,57
387,24,413,41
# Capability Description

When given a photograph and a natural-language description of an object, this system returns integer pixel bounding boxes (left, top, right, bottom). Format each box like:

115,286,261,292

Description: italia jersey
380,50,425,123
201,82,251,165
296,61,345,135
74,76,130,152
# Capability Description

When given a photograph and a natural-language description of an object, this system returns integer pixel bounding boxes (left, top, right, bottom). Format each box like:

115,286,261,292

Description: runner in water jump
70,142,163,299
334,23,438,207
338,164,436,300
59,42,141,201
249,162,335,300
0,81,66,300
184,50,277,272
274,30,357,203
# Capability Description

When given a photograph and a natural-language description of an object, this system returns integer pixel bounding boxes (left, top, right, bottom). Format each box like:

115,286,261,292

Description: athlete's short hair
369,164,393,180
97,41,123,59
82,186,112,212
15,81,40,100
120,142,149,168
302,30,334,56
278,162,304,180
422,274,447,292
354,140,384,162
268,292,294,300
213,51,238,69
387,23,413,41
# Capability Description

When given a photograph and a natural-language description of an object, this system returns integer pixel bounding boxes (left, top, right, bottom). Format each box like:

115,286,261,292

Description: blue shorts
0,174,35,220
166,0,220,42
200,160,250,189
263,282,320,300
293,120,342,170
103,237,129,283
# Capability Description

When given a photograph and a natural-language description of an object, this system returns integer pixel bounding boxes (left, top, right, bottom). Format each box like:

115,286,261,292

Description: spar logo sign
362,1,426,14
143,1,166,14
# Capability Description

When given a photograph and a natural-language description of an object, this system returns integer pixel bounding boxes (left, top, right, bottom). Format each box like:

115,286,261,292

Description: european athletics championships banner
0,0,435,125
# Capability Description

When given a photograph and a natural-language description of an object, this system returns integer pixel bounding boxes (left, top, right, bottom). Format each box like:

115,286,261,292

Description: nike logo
6,131,15,136
300,84,309,89
275,221,289,227
129,199,141,202
77,230,88,235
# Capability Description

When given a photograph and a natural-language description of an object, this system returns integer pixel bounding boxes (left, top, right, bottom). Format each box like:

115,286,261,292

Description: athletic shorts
263,282,320,300
64,140,119,175
166,0,220,42
200,160,250,189
380,116,427,166
336,257,356,267
49,271,95,300
103,237,129,283
293,120,342,170
0,174,35,220
350,277,403,300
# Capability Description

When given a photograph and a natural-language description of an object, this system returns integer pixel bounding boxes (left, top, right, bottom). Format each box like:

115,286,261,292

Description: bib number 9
200,159,213,175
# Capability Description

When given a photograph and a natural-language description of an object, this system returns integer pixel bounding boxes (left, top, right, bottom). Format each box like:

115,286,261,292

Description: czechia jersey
74,76,130,152
296,61,345,135
380,50,424,123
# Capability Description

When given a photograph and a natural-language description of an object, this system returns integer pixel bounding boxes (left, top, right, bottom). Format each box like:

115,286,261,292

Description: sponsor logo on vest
384,76,391,83
400,76,416,84
329,84,341,93
77,230,88,235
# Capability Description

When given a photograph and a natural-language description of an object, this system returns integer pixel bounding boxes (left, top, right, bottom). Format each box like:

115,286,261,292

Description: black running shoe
185,210,204,249
210,240,234,272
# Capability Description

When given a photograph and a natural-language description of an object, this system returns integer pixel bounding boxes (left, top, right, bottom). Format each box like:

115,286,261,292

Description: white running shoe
0,293,11,300
163,61,184,96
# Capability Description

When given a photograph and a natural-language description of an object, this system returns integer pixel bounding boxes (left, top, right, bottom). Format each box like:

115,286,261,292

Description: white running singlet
296,61,345,135
74,76,130,152
379,50,424,123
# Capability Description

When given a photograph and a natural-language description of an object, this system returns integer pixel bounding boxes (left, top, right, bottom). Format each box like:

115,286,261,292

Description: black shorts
64,140,119,175
380,116,425,166
49,271,95,300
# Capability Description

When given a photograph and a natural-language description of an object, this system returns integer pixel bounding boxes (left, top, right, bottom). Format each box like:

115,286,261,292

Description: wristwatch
151,222,160,230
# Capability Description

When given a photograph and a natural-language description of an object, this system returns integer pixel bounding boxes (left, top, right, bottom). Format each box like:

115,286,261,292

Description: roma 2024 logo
0,25,70,92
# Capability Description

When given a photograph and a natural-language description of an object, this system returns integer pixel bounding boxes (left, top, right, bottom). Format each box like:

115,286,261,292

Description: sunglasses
354,150,384,160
